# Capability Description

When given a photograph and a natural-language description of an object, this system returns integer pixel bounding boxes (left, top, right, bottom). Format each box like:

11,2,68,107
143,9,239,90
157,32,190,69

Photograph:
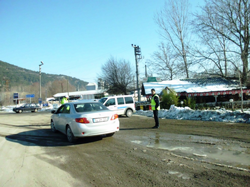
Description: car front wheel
18,110,23,113
66,126,76,143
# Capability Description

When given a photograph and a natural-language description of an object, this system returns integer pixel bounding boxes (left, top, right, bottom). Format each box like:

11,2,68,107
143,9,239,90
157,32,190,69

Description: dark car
13,103,41,113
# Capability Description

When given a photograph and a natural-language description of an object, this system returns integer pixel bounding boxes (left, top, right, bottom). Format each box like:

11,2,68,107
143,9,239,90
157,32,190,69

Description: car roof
102,95,134,98
68,100,100,105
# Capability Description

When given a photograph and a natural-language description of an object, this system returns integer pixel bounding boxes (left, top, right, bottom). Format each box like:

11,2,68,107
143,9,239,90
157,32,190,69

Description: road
0,112,250,187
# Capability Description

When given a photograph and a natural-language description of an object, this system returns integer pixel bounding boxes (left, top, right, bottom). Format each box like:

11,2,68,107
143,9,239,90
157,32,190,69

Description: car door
53,105,66,132
104,98,117,111
30,103,35,111
116,97,125,115
24,104,30,112
57,104,71,134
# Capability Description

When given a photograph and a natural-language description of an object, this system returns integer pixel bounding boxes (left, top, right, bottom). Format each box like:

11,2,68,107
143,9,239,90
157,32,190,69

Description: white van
99,95,136,117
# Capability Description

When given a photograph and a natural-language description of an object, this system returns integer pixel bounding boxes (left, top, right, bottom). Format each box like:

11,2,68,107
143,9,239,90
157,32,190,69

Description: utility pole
236,67,243,112
67,79,69,97
39,61,44,99
131,44,141,102
239,71,243,112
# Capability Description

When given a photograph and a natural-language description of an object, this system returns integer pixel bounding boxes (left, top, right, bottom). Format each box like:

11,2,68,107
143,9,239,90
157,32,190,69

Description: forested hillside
0,60,89,104
0,60,88,89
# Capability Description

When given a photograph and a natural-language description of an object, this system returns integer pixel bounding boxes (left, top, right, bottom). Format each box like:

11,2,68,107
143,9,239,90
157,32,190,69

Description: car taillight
111,114,118,120
75,118,90,123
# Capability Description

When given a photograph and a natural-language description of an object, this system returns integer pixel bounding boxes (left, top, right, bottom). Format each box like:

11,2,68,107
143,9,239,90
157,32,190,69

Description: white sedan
50,101,120,143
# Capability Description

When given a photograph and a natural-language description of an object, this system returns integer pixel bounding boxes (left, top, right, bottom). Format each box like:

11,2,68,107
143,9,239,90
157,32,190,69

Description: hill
0,60,88,91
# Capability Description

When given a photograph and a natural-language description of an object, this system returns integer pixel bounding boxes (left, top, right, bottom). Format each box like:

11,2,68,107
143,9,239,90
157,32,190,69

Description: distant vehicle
47,99,56,102
13,103,41,113
46,97,56,102
50,101,120,143
99,95,136,117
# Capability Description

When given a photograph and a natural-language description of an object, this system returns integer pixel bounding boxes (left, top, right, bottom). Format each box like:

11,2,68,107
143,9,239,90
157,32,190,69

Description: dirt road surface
0,112,249,187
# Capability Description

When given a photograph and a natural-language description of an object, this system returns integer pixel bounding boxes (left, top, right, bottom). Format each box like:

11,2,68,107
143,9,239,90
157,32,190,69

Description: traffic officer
151,88,160,128
61,95,68,105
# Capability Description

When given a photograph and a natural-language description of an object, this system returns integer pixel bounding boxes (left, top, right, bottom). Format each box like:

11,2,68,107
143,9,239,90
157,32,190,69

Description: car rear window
74,102,108,112
125,97,133,104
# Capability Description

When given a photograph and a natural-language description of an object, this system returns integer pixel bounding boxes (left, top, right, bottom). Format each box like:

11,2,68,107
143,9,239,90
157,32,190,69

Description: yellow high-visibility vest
151,95,160,110
61,98,68,104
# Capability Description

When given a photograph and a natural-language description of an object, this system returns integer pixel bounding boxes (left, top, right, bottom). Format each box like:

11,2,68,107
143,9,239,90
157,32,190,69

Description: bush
184,97,196,109
160,89,179,109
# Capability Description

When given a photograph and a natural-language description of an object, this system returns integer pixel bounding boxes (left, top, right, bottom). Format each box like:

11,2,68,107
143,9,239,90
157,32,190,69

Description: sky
0,0,204,84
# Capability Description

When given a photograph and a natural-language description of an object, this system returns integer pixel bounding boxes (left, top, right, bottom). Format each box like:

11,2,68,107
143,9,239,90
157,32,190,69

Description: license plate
93,117,108,123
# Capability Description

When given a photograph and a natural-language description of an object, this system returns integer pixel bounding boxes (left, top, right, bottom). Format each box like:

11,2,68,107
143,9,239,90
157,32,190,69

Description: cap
151,88,155,91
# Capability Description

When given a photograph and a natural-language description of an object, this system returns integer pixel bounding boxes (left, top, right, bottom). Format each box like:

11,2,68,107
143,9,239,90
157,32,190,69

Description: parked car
13,103,41,113
50,101,120,143
99,95,136,117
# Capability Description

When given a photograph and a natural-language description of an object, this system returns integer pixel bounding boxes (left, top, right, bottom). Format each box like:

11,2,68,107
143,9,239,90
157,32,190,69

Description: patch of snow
135,105,250,124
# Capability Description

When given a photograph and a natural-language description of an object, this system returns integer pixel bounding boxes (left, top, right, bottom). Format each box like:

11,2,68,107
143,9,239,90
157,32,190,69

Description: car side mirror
51,110,56,114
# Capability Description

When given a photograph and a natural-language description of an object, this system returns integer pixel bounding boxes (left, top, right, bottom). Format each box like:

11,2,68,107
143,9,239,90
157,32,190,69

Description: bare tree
149,42,178,80
194,0,250,84
192,26,233,77
101,57,134,95
46,79,76,97
155,0,192,78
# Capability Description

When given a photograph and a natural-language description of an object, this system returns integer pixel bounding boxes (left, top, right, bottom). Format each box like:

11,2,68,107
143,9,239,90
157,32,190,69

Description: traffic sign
13,93,18,99
26,94,35,98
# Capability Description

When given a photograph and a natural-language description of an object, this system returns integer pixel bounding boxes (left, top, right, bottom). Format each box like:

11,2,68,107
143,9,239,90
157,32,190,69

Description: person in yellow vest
61,95,68,105
151,88,160,128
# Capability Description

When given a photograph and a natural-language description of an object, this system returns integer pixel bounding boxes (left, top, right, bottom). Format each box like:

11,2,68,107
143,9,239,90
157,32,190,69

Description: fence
135,100,250,111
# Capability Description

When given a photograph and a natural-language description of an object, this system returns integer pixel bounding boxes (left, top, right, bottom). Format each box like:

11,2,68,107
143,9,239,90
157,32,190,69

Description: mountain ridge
0,60,88,90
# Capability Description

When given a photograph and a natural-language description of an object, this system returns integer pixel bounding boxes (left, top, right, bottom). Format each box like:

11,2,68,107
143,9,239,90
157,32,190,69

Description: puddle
131,132,250,169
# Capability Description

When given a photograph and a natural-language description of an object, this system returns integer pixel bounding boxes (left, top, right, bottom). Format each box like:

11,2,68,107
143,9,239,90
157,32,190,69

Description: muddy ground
0,112,250,187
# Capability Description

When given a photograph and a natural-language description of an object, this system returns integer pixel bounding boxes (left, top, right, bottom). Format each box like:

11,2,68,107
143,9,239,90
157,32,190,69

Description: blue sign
13,93,18,99
26,94,35,98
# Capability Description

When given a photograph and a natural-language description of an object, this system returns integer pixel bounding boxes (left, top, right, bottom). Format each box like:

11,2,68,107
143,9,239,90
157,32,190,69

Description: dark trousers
153,110,159,127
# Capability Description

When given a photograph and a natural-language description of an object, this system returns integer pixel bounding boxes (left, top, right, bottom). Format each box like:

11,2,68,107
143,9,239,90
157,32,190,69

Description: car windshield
99,98,107,104
74,102,108,113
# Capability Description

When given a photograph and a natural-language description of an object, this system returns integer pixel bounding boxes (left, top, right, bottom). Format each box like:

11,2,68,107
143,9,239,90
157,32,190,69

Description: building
141,77,250,104
53,90,107,101
86,83,98,90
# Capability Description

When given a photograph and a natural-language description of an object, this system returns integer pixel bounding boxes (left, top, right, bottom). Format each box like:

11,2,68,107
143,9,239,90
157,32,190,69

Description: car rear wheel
51,121,57,132
34,108,38,112
125,109,133,117
66,126,76,143
18,110,23,113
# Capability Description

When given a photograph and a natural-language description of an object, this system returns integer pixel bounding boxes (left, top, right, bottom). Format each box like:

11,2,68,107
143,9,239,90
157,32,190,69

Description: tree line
100,0,250,95
0,78,82,106
0,60,88,105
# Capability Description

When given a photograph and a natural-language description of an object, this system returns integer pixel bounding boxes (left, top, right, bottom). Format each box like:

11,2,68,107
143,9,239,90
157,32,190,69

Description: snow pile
135,105,250,123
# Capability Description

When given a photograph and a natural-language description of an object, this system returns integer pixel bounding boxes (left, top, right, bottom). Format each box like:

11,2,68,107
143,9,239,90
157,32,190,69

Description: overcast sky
0,0,204,83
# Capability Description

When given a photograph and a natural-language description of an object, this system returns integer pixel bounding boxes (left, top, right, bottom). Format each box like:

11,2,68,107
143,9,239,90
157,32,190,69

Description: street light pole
39,61,44,99
131,44,141,102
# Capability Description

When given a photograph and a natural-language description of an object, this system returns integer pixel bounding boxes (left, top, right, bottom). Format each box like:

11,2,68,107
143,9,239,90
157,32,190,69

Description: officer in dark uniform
151,88,160,128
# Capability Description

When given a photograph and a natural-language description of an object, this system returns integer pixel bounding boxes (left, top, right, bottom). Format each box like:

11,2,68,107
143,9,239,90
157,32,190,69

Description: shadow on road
120,127,152,130
5,129,104,147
